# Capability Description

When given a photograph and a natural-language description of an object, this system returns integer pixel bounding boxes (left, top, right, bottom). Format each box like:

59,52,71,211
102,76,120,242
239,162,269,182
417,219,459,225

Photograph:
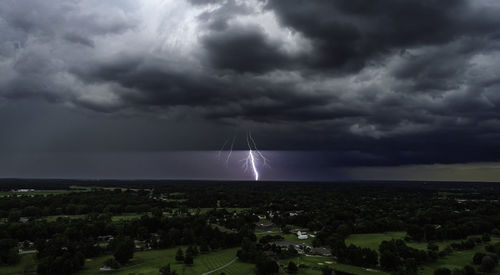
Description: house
297,231,308,240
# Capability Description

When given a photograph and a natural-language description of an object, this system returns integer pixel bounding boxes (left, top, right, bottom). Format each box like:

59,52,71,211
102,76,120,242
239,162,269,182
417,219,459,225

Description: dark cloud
201,25,292,73
265,0,500,72
1,0,500,171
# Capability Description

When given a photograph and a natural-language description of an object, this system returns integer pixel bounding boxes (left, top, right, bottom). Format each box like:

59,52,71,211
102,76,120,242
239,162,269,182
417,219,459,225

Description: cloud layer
1,0,500,166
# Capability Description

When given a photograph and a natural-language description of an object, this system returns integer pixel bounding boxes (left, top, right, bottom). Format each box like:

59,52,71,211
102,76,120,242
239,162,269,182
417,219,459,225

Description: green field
346,232,500,274
346,231,463,252
280,255,389,275
79,247,241,275
419,236,500,274
346,232,407,251
0,248,245,275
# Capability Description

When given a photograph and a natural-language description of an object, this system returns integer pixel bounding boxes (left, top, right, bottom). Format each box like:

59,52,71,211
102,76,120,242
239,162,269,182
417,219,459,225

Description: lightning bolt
225,135,236,167
219,132,268,181
244,132,262,181
248,149,259,181
217,138,229,160
248,132,269,167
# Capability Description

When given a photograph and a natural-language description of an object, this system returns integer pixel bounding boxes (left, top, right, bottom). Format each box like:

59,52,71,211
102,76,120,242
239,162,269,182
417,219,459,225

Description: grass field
346,232,500,274
419,236,500,274
215,260,256,274
346,232,407,251
280,255,389,275
0,248,244,275
79,247,241,275
346,231,466,252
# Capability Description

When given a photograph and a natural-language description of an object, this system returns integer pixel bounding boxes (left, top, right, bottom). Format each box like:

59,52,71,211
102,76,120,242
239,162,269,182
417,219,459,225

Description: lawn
0,247,244,275
346,232,406,251
346,231,466,252
280,255,389,275
79,247,240,275
216,260,255,274
420,237,500,274
346,232,500,274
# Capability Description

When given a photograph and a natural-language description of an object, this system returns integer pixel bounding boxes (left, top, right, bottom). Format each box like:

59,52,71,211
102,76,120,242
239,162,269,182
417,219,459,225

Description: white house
297,231,308,240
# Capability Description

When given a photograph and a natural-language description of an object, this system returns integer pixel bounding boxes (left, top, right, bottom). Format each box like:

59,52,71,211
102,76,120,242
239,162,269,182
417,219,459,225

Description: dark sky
1,0,500,181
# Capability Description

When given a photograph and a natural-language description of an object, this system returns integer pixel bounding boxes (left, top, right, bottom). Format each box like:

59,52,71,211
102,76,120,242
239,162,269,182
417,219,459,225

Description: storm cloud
1,0,500,168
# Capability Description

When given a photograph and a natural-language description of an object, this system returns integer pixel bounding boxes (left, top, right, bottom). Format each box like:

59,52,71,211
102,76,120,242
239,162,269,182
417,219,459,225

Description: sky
1,0,500,181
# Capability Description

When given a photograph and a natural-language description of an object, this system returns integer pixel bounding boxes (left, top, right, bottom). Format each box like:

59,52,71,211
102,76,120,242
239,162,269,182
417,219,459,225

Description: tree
281,225,292,234
287,261,298,273
407,225,424,241
473,252,486,265
159,264,178,275
480,256,496,273
434,267,451,275
0,239,19,265
482,233,491,242
210,239,220,250
287,245,298,258
427,242,439,251
380,250,402,271
200,241,210,253
463,265,476,275
152,207,163,218
113,238,135,265
452,268,464,275
175,248,184,262
192,245,199,256
256,256,279,275
321,266,333,275
184,251,194,265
